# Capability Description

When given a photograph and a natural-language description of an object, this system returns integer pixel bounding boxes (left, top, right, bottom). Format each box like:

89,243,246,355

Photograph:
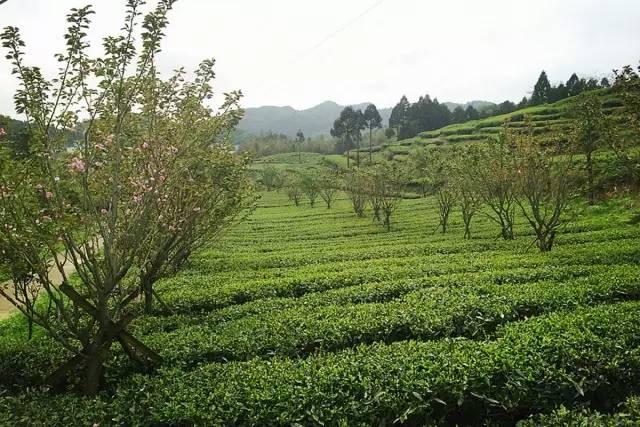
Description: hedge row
159,239,640,313
2,302,640,426
519,395,640,426
141,265,640,366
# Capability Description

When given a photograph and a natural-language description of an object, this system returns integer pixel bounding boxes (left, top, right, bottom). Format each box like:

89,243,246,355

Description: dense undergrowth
0,191,639,425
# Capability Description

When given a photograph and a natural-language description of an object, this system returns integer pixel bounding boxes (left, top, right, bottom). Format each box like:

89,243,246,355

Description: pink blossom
69,157,86,173
142,142,150,149
133,195,142,204
95,143,106,151
45,191,54,200
101,208,108,214
193,207,201,212
0,127,6,137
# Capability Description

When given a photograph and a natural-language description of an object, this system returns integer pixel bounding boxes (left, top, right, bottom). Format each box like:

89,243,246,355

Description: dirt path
0,257,78,321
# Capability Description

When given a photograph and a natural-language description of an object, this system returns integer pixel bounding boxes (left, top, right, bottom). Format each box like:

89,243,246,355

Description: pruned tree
451,146,483,239
512,125,576,251
0,1,252,395
368,162,406,230
261,166,282,191
425,149,457,234
301,172,320,207
408,146,430,197
611,62,640,186
344,168,368,217
284,173,303,207
318,167,340,209
570,92,607,204
476,127,519,240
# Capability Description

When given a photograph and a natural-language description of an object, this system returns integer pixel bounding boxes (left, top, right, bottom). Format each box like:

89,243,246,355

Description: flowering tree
0,0,252,395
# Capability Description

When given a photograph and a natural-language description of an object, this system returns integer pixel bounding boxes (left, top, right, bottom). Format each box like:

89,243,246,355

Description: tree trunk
83,340,110,396
463,214,472,239
369,128,373,164
586,150,594,205
143,278,153,314
537,230,556,252
27,316,33,340
347,150,350,169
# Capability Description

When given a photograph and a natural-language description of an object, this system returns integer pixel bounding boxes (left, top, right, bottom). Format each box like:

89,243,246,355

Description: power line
299,0,386,59
244,0,388,108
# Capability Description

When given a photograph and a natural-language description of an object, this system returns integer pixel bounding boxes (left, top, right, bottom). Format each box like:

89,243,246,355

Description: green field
1,190,640,425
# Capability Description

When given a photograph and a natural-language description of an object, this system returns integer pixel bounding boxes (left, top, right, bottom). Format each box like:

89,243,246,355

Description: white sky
1,0,639,114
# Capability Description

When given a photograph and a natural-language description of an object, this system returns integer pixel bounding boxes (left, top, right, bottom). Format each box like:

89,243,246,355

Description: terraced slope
373,88,626,162
1,191,639,425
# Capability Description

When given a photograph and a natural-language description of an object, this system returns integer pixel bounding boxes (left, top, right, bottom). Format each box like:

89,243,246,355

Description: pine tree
452,106,466,123
363,104,382,163
389,95,410,137
566,73,585,97
465,105,479,121
531,71,552,105
331,107,365,168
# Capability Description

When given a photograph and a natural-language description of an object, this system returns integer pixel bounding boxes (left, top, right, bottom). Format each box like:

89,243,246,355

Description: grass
0,190,639,425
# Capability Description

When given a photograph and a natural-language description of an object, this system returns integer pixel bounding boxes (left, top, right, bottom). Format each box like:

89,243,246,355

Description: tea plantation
1,191,640,425
372,88,627,163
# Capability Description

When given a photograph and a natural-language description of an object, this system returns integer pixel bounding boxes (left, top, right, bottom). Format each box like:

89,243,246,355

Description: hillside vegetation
374,88,624,162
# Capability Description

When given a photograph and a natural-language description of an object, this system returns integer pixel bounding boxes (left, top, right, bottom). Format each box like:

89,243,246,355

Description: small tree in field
611,62,640,186
318,167,339,209
435,185,456,234
0,1,252,395
285,173,303,206
476,128,519,240
301,172,320,207
425,149,457,234
571,93,607,204
409,147,430,197
512,126,576,251
261,166,282,191
344,168,368,217
451,146,483,239
369,162,406,230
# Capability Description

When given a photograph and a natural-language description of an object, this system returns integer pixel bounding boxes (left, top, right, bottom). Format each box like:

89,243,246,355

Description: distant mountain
238,99,496,137
443,100,496,113
239,101,391,137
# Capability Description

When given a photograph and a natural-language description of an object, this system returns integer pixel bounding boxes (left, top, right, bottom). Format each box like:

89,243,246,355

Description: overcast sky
1,0,639,114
